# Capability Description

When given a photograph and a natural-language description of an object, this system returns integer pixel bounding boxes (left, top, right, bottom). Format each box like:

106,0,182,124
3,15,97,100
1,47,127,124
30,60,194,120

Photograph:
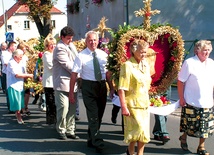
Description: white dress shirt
72,48,108,81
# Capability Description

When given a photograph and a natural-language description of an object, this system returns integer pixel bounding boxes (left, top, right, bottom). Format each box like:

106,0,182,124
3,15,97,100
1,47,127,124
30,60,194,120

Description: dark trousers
2,73,10,110
81,80,107,147
2,73,6,92
111,105,124,133
44,87,56,124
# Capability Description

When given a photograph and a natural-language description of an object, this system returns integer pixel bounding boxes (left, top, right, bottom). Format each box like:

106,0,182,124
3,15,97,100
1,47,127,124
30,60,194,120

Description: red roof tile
0,2,64,27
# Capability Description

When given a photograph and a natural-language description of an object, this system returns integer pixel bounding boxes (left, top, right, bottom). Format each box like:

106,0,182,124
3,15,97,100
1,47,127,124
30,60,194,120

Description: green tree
18,0,58,38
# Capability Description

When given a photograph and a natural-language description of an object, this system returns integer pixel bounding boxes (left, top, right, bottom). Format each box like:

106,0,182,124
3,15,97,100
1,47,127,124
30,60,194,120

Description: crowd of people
0,25,213,155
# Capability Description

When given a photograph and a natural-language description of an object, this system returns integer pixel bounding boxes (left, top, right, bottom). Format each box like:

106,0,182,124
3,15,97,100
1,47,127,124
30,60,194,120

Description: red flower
172,41,177,47
164,33,170,38
145,12,151,17
170,56,175,61
38,52,43,58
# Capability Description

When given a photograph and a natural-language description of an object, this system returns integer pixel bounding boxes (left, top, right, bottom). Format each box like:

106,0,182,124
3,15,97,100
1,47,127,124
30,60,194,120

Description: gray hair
194,40,212,54
85,31,99,39
12,49,23,58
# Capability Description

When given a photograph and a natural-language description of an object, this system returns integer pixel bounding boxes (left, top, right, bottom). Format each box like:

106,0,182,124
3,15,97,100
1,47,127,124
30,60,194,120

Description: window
24,21,30,29
51,20,56,28
7,25,12,31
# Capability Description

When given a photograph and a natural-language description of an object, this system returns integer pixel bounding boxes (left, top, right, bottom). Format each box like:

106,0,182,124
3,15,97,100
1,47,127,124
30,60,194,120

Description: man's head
60,26,75,45
0,42,7,51
12,49,23,63
85,31,99,51
8,41,17,52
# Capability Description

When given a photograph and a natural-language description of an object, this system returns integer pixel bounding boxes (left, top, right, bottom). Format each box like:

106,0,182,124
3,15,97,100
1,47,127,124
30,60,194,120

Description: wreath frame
107,24,185,96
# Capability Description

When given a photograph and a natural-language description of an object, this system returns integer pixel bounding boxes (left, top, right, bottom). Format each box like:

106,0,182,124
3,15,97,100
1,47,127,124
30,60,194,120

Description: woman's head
44,36,56,52
194,40,212,62
17,43,27,53
130,39,149,62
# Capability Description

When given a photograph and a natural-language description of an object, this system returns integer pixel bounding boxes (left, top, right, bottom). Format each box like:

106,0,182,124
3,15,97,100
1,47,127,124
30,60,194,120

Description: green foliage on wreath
33,36,45,52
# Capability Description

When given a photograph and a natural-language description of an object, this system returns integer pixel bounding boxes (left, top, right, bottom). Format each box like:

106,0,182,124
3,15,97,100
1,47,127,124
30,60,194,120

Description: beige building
0,2,67,43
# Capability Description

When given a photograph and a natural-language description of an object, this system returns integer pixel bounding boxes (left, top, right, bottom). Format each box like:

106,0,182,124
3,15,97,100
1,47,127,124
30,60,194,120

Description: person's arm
177,80,186,107
69,72,78,104
118,89,130,116
15,73,33,79
106,71,114,99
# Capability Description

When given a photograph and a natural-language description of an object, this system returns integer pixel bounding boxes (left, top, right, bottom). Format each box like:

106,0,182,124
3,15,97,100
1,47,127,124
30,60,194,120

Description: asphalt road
0,87,213,155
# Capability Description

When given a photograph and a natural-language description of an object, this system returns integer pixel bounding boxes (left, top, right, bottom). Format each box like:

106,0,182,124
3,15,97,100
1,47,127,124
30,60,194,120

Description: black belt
82,79,106,83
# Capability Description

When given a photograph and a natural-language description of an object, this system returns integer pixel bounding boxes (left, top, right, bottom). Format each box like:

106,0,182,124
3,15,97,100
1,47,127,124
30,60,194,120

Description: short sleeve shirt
178,55,214,108
72,48,108,81
118,57,151,108
6,59,25,91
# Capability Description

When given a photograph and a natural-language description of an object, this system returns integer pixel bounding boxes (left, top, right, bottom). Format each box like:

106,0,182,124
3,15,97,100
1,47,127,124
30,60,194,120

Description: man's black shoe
87,140,95,148
58,133,67,140
66,134,79,139
111,117,117,124
154,135,162,141
95,144,105,153
75,116,80,121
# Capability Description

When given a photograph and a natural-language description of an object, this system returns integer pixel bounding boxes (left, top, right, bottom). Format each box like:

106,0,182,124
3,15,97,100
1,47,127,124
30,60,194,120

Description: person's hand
179,98,186,107
109,89,115,100
121,106,130,116
28,74,33,78
69,92,75,104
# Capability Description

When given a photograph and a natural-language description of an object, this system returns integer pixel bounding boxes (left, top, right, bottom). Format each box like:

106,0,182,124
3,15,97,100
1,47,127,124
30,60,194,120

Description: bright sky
0,0,67,15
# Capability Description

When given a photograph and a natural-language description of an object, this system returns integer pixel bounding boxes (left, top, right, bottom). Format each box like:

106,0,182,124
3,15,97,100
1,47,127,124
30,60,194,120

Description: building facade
0,2,67,43
67,0,214,57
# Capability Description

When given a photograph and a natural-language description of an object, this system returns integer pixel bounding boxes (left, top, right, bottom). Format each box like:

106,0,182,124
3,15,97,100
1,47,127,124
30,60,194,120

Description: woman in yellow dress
118,39,151,155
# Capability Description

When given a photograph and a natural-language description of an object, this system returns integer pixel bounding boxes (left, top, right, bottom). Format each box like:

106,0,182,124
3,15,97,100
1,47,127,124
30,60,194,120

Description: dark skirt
180,104,214,138
44,87,56,125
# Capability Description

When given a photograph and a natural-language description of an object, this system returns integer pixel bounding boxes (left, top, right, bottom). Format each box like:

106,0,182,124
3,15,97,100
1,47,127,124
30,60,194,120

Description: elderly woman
177,40,214,155
42,35,56,124
17,43,31,116
6,49,33,124
118,39,151,155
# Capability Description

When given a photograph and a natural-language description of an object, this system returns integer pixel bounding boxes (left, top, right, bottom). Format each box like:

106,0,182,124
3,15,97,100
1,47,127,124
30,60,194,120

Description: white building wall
0,13,67,43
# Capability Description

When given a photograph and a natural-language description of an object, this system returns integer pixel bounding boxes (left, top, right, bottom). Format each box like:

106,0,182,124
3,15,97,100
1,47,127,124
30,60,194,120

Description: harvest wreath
107,0,185,96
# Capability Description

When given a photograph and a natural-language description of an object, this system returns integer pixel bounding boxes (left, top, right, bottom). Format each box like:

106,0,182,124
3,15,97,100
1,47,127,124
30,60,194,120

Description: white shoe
39,103,46,112
42,107,46,112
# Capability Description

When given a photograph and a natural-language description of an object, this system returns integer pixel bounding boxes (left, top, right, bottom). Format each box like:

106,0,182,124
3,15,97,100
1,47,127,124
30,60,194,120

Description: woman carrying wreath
118,39,151,155
177,40,214,155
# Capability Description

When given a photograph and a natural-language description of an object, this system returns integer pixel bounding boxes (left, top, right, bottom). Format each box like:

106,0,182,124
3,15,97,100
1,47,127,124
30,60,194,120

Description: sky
0,0,67,15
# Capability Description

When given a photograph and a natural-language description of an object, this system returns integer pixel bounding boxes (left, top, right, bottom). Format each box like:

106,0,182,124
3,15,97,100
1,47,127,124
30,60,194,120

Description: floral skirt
180,104,214,138
123,107,150,143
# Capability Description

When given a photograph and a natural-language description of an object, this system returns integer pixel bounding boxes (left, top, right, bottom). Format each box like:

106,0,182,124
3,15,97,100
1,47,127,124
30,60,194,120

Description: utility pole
1,0,7,34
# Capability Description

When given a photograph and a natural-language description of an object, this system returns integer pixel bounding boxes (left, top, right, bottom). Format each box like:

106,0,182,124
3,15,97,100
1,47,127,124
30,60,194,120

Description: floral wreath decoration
18,37,45,94
106,0,185,96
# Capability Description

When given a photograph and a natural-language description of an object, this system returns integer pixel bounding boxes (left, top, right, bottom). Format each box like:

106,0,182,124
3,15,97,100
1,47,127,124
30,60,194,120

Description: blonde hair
17,43,27,51
194,40,212,54
44,34,56,50
130,39,149,55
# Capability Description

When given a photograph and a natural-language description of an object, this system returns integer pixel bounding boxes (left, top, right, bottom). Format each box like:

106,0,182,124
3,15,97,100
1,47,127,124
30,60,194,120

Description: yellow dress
118,57,151,144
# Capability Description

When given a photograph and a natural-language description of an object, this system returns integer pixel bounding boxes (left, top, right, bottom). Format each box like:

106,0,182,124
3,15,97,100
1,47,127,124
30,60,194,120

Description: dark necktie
92,52,102,81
